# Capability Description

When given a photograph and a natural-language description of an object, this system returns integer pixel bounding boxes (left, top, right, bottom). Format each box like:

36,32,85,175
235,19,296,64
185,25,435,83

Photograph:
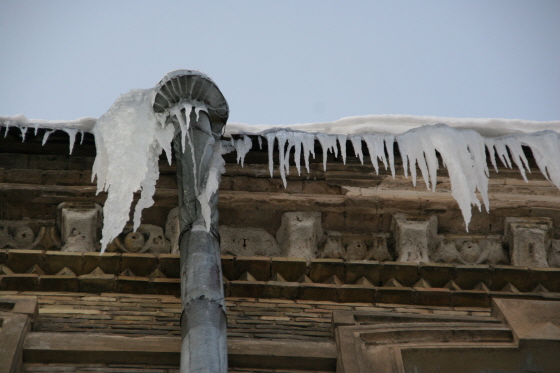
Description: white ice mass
91,88,175,251
2,110,559,251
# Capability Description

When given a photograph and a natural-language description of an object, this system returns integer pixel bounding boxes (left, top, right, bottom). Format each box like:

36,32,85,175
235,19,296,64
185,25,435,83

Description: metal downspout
153,70,229,373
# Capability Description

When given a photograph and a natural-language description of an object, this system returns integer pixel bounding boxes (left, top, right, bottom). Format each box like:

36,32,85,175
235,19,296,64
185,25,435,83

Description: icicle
301,132,316,173
518,130,560,190
385,135,396,177
503,136,530,182
79,130,85,145
92,87,174,252
396,124,489,230
234,135,252,167
362,133,387,175
349,135,364,165
265,132,276,177
170,103,191,153
484,139,499,173
396,129,434,190
19,126,28,142
197,141,227,231
153,122,175,166
42,130,55,146
63,128,78,155
284,131,296,176
184,125,198,196
316,134,337,171
293,135,303,176
194,102,208,122
492,139,513,169
336,135,348,165
275,130,289,187
132,140,160,231
33,123,39,136
2,120,13,137
258,135,263,150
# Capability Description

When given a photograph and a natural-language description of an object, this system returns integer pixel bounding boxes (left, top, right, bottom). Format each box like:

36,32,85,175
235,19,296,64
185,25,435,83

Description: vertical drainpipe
153,70,229,373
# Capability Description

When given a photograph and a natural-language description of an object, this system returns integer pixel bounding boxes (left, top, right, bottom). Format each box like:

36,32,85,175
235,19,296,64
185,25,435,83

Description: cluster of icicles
2,120,86,155
90,89,225,252
3,111,560,253
233,125,560,231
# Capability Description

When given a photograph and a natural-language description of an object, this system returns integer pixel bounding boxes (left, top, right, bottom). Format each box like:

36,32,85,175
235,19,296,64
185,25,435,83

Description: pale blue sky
1,1,559,125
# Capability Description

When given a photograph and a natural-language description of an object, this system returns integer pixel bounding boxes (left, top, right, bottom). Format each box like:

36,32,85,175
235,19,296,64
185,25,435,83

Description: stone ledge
1,251,559,297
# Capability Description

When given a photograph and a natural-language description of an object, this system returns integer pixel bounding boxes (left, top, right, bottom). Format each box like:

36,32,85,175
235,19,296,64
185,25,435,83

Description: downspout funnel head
153,69,229,134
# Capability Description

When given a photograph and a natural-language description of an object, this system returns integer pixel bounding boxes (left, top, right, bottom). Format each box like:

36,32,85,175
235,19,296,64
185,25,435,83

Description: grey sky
1,1,559,125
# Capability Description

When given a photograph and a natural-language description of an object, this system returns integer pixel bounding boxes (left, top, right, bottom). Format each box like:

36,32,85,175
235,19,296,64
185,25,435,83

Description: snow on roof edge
224,114,560,138
1,113,559,138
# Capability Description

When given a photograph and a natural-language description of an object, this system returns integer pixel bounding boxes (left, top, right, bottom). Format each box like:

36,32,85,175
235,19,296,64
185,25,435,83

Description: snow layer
224,115,560,137
0,114,96,132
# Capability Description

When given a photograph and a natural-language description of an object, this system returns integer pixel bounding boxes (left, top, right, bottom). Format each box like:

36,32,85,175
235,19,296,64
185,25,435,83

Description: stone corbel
57,202,102,253
106,224,171,254
0,219,60,251
505,217,552,267
392,214,438,263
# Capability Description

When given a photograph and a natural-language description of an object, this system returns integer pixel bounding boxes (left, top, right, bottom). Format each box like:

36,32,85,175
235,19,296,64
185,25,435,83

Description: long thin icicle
265,132,276,178
337,135,348,165
350,135,364,165
316,133,338,171
63,128,78,155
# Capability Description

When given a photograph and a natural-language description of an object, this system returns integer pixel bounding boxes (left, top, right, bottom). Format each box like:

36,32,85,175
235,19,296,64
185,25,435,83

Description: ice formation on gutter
2,111,559,247
91,88,175,251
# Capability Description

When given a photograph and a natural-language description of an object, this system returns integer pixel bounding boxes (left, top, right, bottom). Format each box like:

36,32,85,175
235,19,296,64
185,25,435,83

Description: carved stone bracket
320,231,391,261
276,211,324,261
0,219,60,251
392,214,438,263
58,202,102,253
505,217,552,267
106,224,171,254
433,234,508,265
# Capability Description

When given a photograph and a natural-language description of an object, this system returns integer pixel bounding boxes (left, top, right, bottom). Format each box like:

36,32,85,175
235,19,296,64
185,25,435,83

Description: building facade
1,124,559,372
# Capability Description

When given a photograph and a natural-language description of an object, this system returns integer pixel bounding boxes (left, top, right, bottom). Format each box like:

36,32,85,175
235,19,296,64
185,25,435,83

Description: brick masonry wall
22,364,334,373
5,288,491,373
0,291,490,339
